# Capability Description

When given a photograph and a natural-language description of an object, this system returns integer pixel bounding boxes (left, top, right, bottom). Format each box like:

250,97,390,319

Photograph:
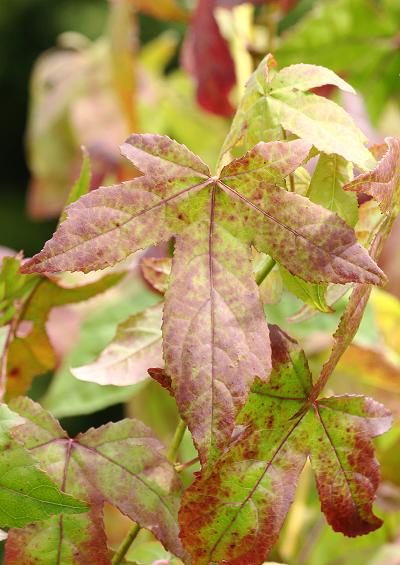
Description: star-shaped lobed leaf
5,396,184,564
220,55,374,170
179,325,392,565
0,404,88,531
22,134,384,464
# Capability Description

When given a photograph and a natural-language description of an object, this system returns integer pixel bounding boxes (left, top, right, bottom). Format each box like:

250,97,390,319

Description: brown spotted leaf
5,397,184,564
179,326,392,565
344,137,400,215
72,302,163,386
22,134,384,463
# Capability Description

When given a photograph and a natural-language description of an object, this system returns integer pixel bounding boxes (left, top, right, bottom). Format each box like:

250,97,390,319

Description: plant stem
175,456,199,473
111,523,141,565
111,418,187,564
167,418,187,463
255,256,276,286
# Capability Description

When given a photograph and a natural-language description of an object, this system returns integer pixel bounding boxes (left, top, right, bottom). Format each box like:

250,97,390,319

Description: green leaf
275,0,400,121
0,256,39,326
72,303,163,386
221,56,374,169
279,265,331,313
281,151,357,311
0,403,87,530
6,397,184,564
42,284,159,418
308,153,358,226
179,326,391,564
59,146,91,224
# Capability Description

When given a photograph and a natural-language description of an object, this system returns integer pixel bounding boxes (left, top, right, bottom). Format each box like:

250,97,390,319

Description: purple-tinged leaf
21,133,386,464
72,303,163,386
179,326,391,564
121,133,210,178
344,137,400,215
6,397,184,563
148,367,173,395
219,141,385,286
163,214,271,464
22,136,210,274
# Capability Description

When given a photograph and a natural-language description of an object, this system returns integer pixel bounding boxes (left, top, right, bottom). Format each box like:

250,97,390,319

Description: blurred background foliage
0,0,400,563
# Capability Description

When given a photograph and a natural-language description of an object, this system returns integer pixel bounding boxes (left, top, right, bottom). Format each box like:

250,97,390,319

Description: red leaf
182,0,236,117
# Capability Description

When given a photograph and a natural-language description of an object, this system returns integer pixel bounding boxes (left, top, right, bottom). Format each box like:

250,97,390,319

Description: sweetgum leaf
59,146,91,224
72,302,163,386
221,56,374,169
22,133,385,463
279,266,331,313
6,271,124,397
5,397,184,564
344,137,400,215
0,404,88,530
179,326,391,564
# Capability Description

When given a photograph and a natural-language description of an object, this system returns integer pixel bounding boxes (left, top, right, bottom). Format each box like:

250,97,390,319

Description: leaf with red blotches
22,133,385,463
344,137,400,215
72,303,163,386
182,0,236,117
5,269,124,398
179,326,392,565
221,56,374,170
5,396,184,564
141,257,172,294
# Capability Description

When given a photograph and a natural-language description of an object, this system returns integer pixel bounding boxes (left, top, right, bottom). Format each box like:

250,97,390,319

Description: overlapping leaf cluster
3,54,399,565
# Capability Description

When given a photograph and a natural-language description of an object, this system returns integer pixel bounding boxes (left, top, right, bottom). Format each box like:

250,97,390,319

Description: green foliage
2,1,400,563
